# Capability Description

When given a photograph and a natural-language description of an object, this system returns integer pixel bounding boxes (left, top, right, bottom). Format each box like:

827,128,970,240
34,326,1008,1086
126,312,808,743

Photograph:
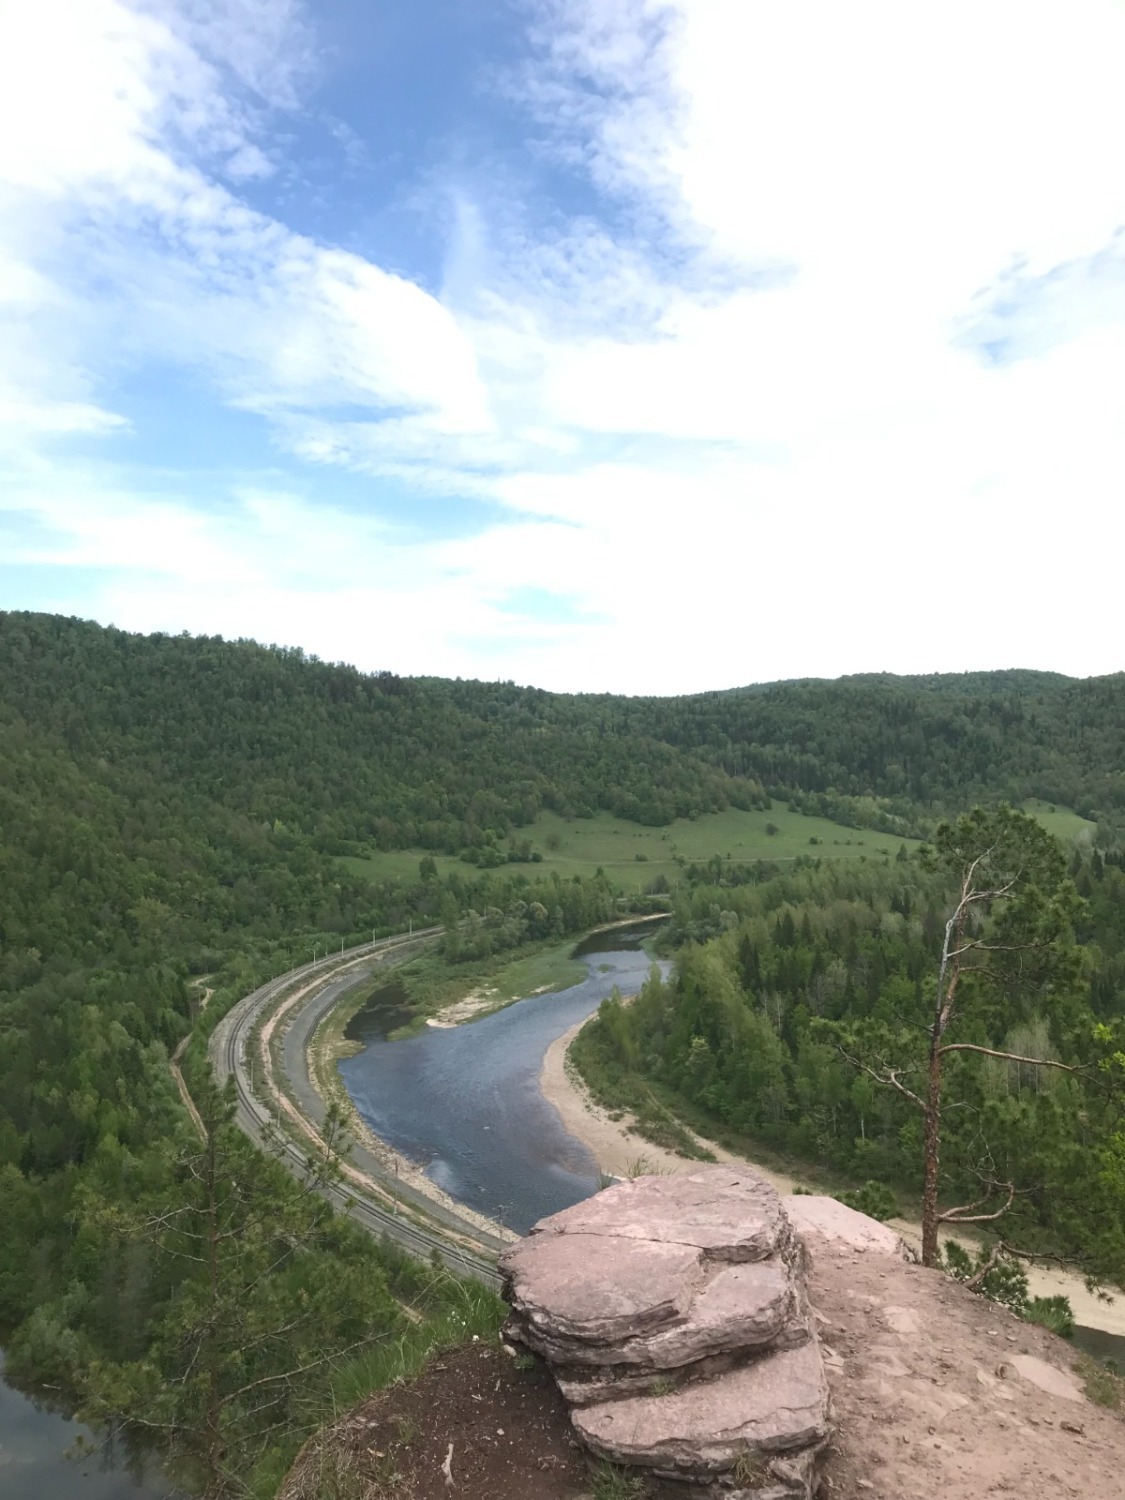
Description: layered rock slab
501,1167,830,1498
574,1339,830,1474
509,1238,802,1374
525,1167,796,1261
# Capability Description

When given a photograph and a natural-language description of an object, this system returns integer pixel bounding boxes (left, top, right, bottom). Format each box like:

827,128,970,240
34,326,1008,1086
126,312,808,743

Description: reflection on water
340,924,667,1232
569,924,653,958
343,979,413,1042
0,1356,177,1500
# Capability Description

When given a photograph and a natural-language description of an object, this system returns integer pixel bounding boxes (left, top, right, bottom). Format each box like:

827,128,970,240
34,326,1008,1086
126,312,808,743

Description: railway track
208,932,506,1291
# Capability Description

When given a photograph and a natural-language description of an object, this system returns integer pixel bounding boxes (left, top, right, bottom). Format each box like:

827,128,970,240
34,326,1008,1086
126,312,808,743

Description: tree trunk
204,1122,223,1500
921,1031,943,1266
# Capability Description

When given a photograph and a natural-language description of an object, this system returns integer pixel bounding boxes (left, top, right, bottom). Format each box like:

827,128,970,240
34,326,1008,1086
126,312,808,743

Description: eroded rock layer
500,1167,830,1498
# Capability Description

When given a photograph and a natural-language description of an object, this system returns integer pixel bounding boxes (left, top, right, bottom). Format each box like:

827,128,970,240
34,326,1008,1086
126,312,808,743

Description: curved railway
208,931,506,1291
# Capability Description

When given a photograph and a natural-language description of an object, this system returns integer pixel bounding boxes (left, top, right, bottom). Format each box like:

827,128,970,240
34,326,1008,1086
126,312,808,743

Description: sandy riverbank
540,1021,797,1195
540,1019,1125,1338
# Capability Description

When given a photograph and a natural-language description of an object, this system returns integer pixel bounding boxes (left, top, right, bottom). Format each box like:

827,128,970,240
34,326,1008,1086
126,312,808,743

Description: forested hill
615,670,1125,834
3,612,1124,850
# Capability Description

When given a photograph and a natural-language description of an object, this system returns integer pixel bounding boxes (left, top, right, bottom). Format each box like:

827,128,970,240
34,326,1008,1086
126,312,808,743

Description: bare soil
810,1236,1125,1499
280,1238,1125,1500
279,1342,592,1500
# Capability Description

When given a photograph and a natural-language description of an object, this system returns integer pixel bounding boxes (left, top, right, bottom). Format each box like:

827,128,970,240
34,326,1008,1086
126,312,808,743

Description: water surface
1073,1324,1125,1369
0,1356,176,1500
340,925,666,1232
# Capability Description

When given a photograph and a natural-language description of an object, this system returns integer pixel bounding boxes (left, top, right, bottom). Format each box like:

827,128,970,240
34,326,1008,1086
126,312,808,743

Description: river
337,924,1125,1368
0,1355,177,1499
338,924,668,1233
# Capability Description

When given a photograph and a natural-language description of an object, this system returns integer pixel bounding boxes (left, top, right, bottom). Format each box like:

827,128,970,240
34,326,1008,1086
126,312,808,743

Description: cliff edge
280,1176,1124,1499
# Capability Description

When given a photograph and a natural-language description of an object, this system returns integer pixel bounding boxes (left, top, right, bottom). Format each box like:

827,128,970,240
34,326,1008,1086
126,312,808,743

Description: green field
340,806,921,891
1022,799,1098,846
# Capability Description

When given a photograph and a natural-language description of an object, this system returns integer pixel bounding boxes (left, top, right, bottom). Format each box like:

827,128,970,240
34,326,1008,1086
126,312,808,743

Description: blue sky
2,0,1124,693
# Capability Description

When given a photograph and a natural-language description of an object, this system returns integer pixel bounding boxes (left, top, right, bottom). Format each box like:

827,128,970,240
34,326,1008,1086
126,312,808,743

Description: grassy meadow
1021,798,1098,846
340,805,921,891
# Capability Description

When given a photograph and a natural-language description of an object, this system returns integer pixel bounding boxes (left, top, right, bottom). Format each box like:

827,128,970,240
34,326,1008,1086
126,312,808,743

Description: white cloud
223,143,275,182
2,0,1125,691
0,400,129,437
146,0,318,110
0,1,491,461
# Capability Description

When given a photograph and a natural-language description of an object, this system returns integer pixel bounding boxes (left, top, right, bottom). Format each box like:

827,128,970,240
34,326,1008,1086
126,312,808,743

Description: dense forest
3,614,1124,857
2,610,1124,1492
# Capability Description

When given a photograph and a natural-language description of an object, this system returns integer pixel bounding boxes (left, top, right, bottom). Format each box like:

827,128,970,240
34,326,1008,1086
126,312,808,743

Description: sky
2,0,1124,695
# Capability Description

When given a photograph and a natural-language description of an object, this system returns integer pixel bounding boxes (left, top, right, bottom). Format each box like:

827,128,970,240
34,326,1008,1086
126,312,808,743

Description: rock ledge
501,1168,831,1498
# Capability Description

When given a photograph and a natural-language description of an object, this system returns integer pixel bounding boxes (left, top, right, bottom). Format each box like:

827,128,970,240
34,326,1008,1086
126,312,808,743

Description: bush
943,1241,1029,1312
942,1243,1075,1335
835,1181,899,1222
1023,1295,1075,1339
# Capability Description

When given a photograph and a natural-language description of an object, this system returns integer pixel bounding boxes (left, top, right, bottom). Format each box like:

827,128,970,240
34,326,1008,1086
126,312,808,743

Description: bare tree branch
227,1333,379,1403
831,1044,925,1110
939,1043,1082,1072
941,1180,1018,1225
964,1240,1009,1291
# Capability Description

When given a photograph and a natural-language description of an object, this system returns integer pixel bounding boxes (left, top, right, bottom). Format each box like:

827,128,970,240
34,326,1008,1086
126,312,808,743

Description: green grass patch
248,1264,505,1499
339,850,467,884
1022,799,1098,846
481,942,590,1008
1076,1352,1124,1409
343,807,921,891
328,1269,505,1413
590,1461,650,1499
334,936,591,1041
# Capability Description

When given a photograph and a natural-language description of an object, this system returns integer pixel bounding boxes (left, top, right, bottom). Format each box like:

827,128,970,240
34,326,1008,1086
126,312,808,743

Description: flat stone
782,1196,910,1259
573,1339,830,1476
502,1231,703,1346
881,1304,921,1335
554,1348,749,1407
530,1169,792,1263
1009,1354,1085,1403
512,1253,803,1373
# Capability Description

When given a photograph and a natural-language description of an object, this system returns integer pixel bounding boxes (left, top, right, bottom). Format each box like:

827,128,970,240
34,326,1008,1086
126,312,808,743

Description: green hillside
3,613,1123,867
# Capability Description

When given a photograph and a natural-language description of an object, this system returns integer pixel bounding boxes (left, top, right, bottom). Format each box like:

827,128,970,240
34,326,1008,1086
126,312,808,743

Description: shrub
835,1180,899,1222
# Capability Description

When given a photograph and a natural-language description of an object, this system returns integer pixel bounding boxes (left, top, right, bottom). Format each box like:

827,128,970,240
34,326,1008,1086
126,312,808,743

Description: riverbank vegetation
332,937,595,1044
572,818,1125,1286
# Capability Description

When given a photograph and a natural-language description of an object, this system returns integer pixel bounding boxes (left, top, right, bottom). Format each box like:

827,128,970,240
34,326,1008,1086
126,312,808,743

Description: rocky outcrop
500,1168,831,1498
781,1193,914,1259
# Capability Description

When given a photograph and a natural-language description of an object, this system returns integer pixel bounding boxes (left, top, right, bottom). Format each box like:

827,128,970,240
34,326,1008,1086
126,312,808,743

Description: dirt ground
279,1342,593,1500
281,1251,1125,1500
809,1232,1125,1499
